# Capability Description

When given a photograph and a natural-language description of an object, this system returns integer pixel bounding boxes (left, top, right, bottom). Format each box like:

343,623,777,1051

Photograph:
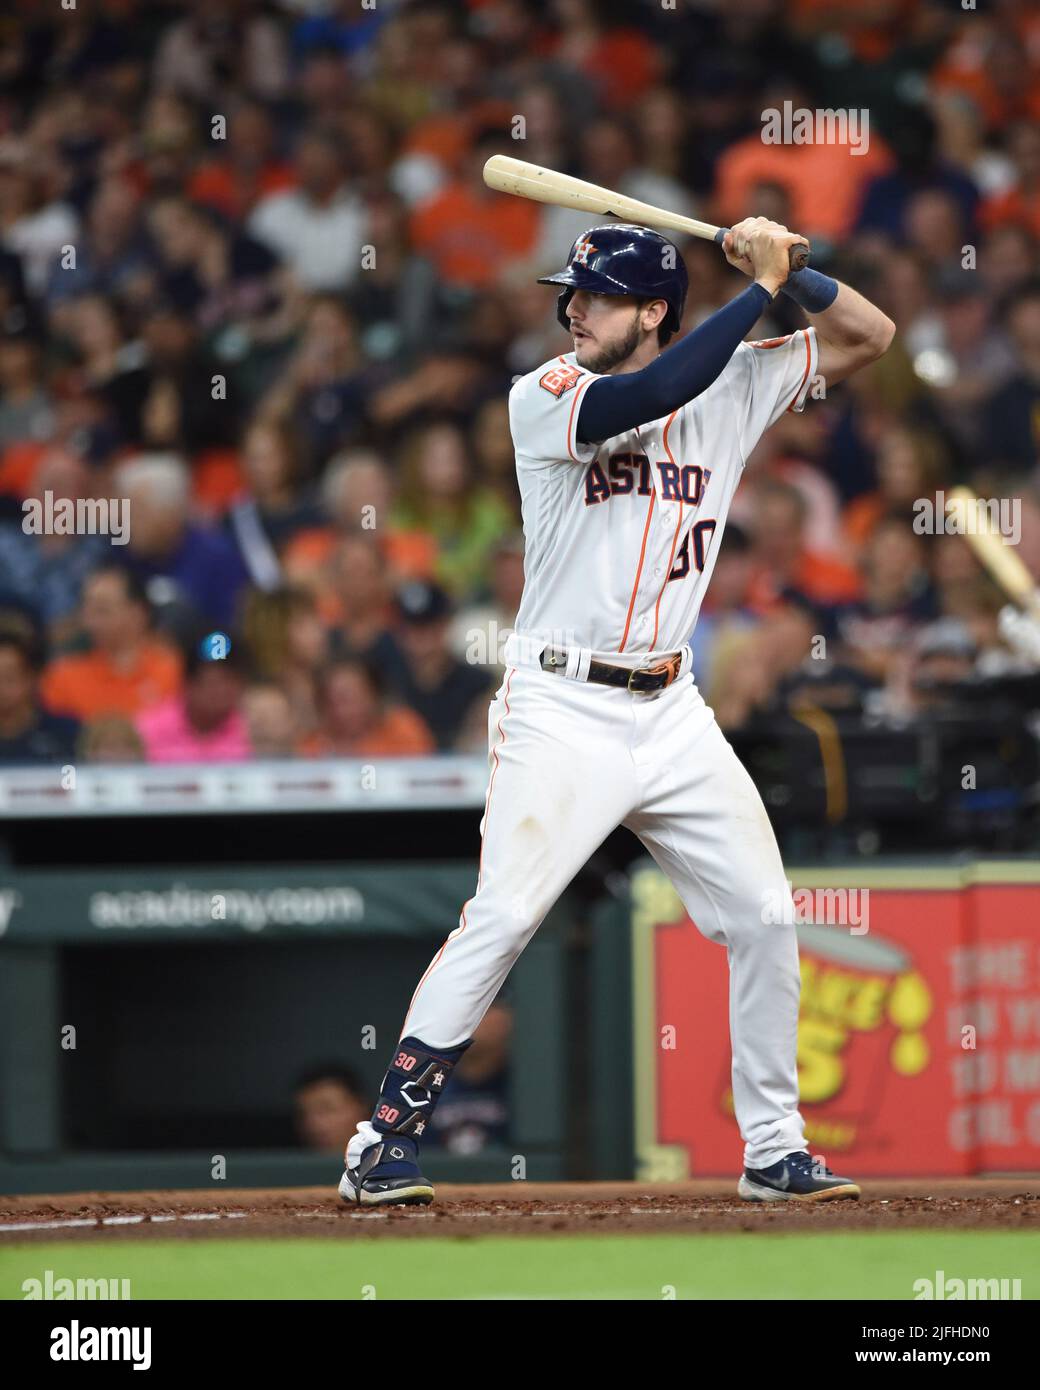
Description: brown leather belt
540,646,684,694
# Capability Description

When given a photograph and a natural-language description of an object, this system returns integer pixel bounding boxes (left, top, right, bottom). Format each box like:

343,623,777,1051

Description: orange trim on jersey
619,437,656,654
785,329,813,413
566,373,595,463
649,411,683,650
400,668,516,1039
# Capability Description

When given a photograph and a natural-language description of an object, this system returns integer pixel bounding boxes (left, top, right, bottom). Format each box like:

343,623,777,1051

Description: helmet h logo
572,238,597,266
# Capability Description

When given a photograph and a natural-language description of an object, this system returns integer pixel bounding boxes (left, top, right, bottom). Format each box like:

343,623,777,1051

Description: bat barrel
485,156,812,271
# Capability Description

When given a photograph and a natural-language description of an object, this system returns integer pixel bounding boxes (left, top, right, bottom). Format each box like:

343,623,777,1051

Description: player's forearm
576,282,772,443
785,272,895,378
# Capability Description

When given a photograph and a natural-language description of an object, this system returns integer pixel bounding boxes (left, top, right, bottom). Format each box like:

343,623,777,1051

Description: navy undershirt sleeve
575,281,773,444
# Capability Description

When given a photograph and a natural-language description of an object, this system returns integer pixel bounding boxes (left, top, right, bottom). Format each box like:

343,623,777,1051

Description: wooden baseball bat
947,486,1040,619
482,154,810,271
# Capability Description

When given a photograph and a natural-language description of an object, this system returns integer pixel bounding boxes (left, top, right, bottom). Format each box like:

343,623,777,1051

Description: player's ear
639,298,668,337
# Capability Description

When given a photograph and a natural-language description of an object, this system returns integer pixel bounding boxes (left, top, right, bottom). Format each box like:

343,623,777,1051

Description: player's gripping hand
722,217,809,297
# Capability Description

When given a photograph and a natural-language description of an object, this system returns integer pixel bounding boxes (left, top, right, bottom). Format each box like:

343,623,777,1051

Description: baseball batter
341,217,895,1205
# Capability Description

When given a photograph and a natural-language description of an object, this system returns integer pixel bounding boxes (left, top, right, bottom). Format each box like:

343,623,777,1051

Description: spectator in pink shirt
136,637,249,763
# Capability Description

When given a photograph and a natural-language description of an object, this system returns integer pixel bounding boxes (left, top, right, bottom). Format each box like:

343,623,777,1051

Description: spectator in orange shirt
187,102,296,221
713,81,889,243
409,127,541,292
746,480,864,612
932,19,1040,136
542,0,661,111
281,449,436,601
302,657,434,758
40,566,182,722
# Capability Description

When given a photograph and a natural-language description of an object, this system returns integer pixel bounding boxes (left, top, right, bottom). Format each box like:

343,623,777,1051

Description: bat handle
714,227,811,273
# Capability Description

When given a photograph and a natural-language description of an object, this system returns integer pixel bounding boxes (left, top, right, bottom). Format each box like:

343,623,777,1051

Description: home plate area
1,1179,1037,1242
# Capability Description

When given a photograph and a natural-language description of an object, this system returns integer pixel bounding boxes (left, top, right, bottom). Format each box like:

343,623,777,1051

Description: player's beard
577,314,643,375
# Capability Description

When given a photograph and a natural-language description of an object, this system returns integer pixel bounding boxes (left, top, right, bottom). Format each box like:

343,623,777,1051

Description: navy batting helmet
537,223,688,342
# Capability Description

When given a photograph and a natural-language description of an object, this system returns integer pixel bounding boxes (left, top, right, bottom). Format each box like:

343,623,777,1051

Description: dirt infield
2,1178,1038,1241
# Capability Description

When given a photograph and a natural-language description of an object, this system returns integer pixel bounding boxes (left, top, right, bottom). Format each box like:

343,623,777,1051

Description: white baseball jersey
507,326,818,656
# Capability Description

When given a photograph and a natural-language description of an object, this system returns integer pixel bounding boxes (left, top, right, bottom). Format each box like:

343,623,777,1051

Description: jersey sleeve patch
749,335,793,349
539,363,585,398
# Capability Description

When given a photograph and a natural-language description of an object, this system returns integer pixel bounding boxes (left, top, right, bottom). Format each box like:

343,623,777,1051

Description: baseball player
340,218,895,1206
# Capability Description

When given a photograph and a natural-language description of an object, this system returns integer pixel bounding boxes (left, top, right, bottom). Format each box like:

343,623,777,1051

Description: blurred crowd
1,0,1039,766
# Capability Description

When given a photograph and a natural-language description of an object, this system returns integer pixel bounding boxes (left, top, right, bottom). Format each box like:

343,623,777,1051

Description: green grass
2,1233,1036,1300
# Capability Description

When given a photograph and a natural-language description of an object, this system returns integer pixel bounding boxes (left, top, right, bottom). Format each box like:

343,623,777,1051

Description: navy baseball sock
369,1035,472,1142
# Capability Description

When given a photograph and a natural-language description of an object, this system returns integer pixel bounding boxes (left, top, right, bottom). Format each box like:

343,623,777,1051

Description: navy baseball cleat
738,1150,860,1202
339,1130,434,1208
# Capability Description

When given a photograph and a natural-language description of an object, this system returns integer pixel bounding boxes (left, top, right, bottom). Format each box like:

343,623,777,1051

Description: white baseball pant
401,635,807,1170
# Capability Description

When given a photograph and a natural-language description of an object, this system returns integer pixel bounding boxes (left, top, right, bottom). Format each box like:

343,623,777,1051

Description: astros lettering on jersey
508,328,817,658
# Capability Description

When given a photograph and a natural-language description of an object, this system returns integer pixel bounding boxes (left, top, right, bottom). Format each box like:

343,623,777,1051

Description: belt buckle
628,653,681,694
